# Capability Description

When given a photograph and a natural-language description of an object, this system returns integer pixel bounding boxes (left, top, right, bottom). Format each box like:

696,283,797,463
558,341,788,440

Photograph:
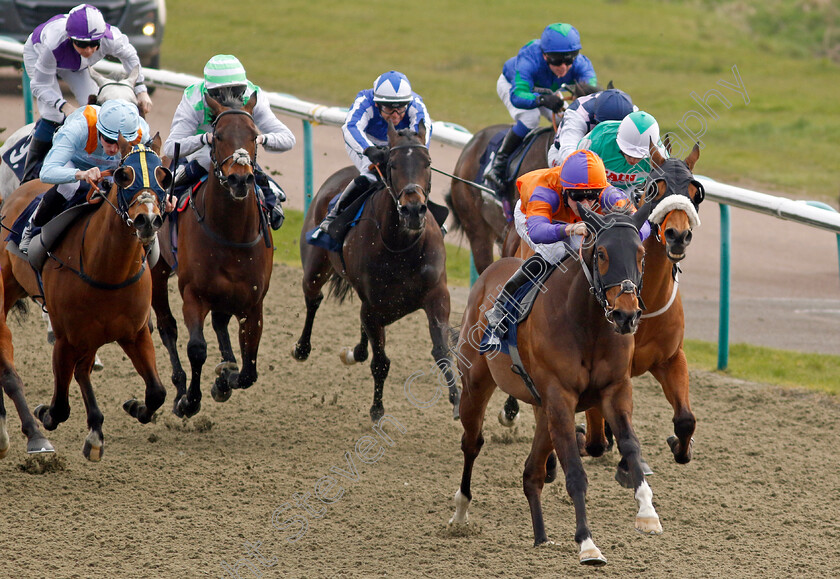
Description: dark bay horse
450,206,659,565
293,123,460,422
502,143,704,469
445,82,600,275
0,136,170,460
151,95,273,418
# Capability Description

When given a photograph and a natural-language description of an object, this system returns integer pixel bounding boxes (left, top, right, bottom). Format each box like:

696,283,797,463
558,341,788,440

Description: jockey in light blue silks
485,23,598,192
21,3,152,183
317,70,432,234
19,99,153,254
163,54,296,230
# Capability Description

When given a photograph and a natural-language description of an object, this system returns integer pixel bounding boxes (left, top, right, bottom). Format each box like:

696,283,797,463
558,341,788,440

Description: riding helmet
559,149,609,190
204,55,248,89
616,111,660,159
593,89,634,124
65,4,107,41
372,71,412,104
540,23,582,54
97,100,141,143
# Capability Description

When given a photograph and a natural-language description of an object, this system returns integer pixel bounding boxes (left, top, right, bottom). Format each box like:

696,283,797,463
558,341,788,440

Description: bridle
374,143,430,211
209,109,257,192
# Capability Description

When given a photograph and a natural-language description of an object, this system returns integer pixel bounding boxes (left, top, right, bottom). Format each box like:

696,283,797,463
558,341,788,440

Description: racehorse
501,142,704,469
151,95,273,418
292,122,461,422
444,82,601,275
449,205,659,566
0,135,170,460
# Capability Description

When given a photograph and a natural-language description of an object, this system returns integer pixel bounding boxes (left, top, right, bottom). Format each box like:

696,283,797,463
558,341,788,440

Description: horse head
385,121,431,231
206,94,259,201
113,133,171,243
88,66,140,108
579,203,652,335
641,141,703,261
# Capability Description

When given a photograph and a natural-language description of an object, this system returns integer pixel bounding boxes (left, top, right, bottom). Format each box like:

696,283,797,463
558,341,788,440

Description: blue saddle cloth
478,277,542,356
1,133,31,182
304,195,367,253
6,195,43,245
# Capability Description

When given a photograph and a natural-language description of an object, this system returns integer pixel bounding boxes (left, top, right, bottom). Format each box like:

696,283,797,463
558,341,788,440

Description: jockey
485,149,650,330
577,110,667,192
547,88,635,168
318,70,432,234
485,23,598,192
21,4,153,183
19,100,157,254
162,54,295,230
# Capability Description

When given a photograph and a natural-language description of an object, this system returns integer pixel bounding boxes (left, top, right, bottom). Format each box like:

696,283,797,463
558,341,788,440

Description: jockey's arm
251,92,295,152
28,50,67,115
39,116,88,184
163,94,206,159
548,113,588,168
524,187,575,245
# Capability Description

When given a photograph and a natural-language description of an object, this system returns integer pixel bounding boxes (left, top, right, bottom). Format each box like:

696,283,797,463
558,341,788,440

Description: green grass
162,0,840,202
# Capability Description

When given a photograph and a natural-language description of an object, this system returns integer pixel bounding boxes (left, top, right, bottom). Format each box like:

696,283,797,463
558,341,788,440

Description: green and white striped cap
203,55,247,89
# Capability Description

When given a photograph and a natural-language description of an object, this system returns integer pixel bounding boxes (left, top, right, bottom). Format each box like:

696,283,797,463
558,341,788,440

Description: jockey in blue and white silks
21,4,152,183
485,23,598,191
318,70,432,234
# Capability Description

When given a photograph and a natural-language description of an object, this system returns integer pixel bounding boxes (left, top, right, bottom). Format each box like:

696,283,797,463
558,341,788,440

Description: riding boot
485,253,553,330
318,175,371,233
255,168,286,230
173,160,208,192
20,137,52,184
18,186,66,254
484,130,524,192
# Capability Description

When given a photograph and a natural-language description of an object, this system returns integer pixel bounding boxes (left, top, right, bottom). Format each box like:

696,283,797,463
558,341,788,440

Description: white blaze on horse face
449,488,470,524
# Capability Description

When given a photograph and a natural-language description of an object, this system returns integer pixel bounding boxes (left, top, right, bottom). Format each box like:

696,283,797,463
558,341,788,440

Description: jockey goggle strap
119,145,167,204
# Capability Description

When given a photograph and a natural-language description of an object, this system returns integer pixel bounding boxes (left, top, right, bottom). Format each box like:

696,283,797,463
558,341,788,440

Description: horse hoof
580,550,607,566
614,465,633,489
340,347,356,366
214,361,238,377
172,400,185,418
83,431,104,462
641,460,654,476
667,435,694,464
93,354,104,372
292,342,310,361
211,379,232,403
497,408,519,427
635,516,663,535
27,436,55,454
370,404,385,423
177,396,200,418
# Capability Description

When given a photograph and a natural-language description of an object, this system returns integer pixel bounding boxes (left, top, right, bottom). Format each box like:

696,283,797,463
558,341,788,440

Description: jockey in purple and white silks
547,88,635,168
163,54,296,230
21,4,152,183
318,70,432,234
484,23,598,192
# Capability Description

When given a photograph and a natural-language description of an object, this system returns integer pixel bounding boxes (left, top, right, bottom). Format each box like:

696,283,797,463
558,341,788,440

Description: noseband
210,109,257,191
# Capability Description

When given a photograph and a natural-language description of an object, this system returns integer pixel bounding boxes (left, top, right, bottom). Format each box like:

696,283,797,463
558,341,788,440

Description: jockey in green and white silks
576,110,668,191
162,54,295,229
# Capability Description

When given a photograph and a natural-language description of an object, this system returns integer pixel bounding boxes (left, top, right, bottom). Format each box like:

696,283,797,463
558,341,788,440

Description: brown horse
151,95,273,418
449,205,659,566
444,82,601,275
501,143,704,470
0,136,170,460
292,123,460,422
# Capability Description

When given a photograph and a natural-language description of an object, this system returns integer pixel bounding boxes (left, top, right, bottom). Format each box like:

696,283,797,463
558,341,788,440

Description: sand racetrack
1,262,839,579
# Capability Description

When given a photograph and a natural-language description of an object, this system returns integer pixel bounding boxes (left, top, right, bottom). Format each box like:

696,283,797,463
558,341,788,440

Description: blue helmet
593,89,634,124
373,71,412,104
97,99,141,142
540,23,582,54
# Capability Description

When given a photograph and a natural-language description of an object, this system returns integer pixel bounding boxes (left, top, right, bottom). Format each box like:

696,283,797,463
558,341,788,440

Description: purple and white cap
65,4,107,41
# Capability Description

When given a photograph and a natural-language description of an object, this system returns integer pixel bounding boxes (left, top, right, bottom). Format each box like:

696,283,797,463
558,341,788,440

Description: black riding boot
484,130,524,192
21,137,53,184
18,186,66,254
255,168,286,230
485,253,553,330
318,175,371,234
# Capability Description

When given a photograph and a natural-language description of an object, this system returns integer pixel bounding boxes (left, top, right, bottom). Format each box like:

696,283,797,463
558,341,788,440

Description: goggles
72,39,100,49
378,102,409,113
567,187,603,202
545,51,578,66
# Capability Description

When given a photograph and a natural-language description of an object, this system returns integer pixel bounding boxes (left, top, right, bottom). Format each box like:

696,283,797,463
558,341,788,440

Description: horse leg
362,313,389,422
340,325,368,366
74,354,105,461
120,327,168,424
545,397,607,565
34,339,76,431
0,337,53,455
601,383,663,535
209,311,237,402
151,262,187,401
581,408,609,457
234,305,263,391
522,407,560,546
423,292,460,420
177,291,211,418
650,350,696,464
292,252,331,362
448,360,495,526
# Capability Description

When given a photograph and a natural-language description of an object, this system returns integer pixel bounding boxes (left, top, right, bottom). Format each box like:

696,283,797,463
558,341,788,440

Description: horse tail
444,190,463,233
7,299,29,322
327,271,354,304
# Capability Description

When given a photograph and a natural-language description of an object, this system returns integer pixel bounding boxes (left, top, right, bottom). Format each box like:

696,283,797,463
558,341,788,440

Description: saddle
477,127,553,206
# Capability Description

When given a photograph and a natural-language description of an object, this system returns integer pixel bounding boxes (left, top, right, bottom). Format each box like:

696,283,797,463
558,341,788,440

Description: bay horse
501,143,704,472
444,82,600,275
449,205,659,566
151,95,273,418
0,136,171,460
292,122,460,422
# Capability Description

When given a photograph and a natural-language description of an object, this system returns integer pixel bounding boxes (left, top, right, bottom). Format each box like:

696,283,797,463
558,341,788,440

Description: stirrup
318,215,335,234
18,226,34,255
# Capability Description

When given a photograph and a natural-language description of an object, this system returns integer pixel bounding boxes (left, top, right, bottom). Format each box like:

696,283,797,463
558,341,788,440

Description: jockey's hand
256,134,266,146
137,91,153,115
364,145,389,168
163,194,176,213
537,93,564,113
565,222,590,237
77,167,103,186
60,102,77,117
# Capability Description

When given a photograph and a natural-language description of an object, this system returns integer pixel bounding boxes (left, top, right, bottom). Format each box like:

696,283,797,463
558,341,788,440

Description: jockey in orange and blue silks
485,23,598,191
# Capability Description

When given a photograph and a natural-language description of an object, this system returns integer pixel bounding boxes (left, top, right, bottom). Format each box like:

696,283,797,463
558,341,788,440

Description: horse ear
243,92,257,115
118,134,132,157
126,65,140,88
663,134,672,155
89,67,108,87
87,94,97,105
684,142,701,171
155,165,173,191
149,132,162,156
607,80,614,89
114,166,134,189
649,138,666,169
577,204,603,235
631,198,653,230
205,92,224,117
387,120,398,145
416,122,426,144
